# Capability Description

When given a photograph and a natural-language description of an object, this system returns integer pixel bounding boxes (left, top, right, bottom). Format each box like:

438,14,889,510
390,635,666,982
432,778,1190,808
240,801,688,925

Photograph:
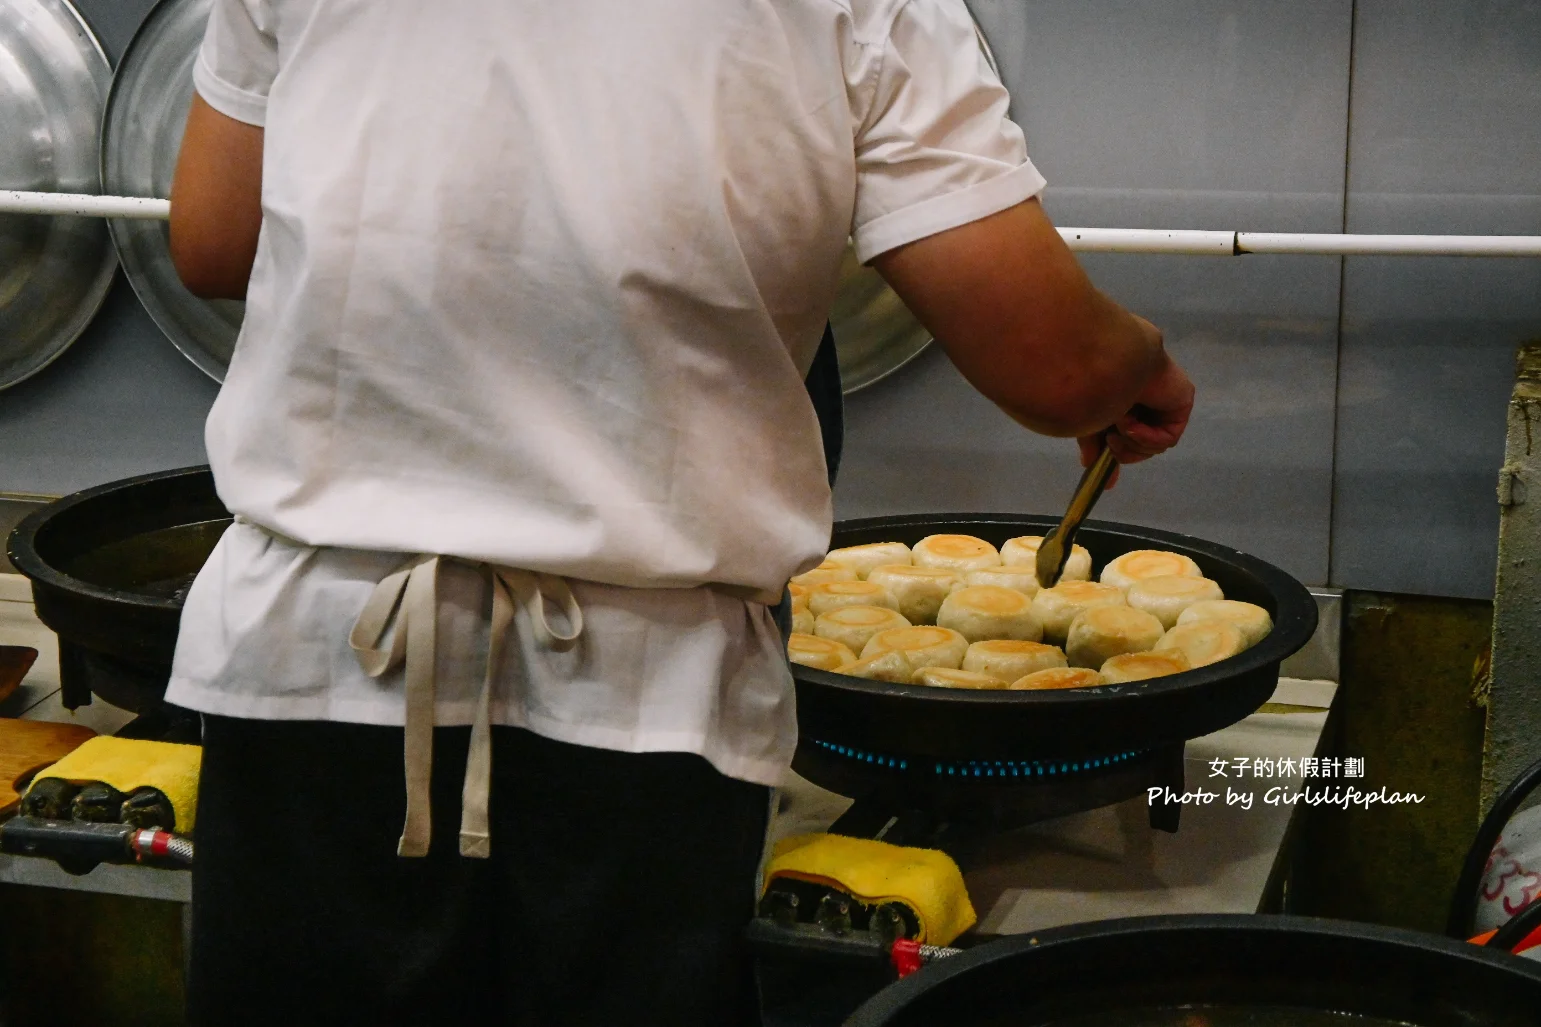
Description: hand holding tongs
1035,438,1119,589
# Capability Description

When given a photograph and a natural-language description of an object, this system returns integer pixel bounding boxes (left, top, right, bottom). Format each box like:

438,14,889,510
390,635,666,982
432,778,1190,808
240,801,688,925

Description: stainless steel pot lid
829,244,932,395
101,0,241,382
0,0,116,390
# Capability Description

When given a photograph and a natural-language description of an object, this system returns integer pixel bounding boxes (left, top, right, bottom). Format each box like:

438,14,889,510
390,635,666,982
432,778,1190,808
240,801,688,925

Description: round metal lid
0,0,116,390
829,244,932,395
101,0,241,382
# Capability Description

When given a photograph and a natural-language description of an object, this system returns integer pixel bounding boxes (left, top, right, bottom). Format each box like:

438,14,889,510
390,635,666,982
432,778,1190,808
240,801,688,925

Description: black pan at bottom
845,915,1541,1027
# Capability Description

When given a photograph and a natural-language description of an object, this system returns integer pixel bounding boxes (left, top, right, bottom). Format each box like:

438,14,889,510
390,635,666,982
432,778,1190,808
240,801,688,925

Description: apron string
348,557,585,859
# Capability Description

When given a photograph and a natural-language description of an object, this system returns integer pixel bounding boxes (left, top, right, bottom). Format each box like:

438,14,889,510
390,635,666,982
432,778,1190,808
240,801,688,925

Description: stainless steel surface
1277,588,1342,683
829,244,932,394
0,0,116,390
1036,445,1119,588
101,0,242,381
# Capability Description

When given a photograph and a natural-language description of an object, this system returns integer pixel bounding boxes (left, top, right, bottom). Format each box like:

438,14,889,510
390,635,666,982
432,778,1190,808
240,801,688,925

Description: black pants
189,715,771,1026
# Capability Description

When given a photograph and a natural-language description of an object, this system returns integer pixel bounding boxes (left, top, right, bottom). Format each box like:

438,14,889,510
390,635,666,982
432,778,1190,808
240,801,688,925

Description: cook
162,0,1194,1022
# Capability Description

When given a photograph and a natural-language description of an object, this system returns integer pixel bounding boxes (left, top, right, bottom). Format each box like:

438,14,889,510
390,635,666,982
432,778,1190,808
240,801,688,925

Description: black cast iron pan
844,914,1541,1026
792,514,1317,763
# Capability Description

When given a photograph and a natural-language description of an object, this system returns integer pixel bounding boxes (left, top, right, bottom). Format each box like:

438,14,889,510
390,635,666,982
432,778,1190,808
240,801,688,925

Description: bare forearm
958,283,1166,439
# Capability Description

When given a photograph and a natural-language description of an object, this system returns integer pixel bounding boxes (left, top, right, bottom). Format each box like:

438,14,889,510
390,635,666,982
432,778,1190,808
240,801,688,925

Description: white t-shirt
166,0,1045,786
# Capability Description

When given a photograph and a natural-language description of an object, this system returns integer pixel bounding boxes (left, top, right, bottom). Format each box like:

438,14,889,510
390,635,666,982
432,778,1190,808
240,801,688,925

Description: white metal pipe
1058,227,1236,255
0,190,171,220
6,189,1541,258
1237,232,1541,257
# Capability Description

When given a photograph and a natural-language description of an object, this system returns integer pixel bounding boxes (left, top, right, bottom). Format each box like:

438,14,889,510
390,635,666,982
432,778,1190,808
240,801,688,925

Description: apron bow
348,555,583,858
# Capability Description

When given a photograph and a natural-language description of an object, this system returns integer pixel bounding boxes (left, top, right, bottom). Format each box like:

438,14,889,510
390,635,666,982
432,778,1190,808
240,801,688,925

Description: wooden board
0,646,37,706
0,718,97,816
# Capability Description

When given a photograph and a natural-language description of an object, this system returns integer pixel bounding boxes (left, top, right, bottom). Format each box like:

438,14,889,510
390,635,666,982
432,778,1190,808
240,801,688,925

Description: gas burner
808,739,1147,780
792,738,1186,844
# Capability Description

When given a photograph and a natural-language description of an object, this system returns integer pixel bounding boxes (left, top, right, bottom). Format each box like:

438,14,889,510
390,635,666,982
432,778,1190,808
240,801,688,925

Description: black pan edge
846,913,1541,1027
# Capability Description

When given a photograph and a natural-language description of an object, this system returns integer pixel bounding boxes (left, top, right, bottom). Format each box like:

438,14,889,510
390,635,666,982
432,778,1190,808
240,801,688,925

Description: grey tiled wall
1332,0,1541,598
840,0,1541,599
2,0,1538,599
838,0,1354,588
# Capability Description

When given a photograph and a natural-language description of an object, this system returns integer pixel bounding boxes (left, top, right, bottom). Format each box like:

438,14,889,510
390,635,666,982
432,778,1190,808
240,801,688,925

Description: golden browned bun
791,608,814,635
807,580,897,617
787,633,857,672
1176,600,1272,648
792,560,859,588
825,542,912,580
1065,605,1166,669
1155,621,1247,668
962,640,1067,681
1010,667,1104,691
814,605,911,655
1099,550,1202,591
860,625,970,676
937,585,1042,644
911,534,1001,573
915,667,1009,690
866,565,962,625
962,565,1042,599
844,650,914,682
1000,535,1092,582
1126,575,1224,629
1030,580,1127,645
1099,650,1191,683
788,581,810,602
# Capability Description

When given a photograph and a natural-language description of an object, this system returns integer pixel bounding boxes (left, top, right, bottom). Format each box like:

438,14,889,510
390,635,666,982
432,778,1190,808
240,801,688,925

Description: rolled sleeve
193,0,278,127
851,0,1046,263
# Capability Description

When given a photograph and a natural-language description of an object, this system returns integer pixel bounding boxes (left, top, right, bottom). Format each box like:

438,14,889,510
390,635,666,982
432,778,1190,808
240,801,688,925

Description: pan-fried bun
1127,575,1224,629
1155,621,1247,669
1010,667,1103,691
912,534,1001,573
963,640,1067,681
826,542,912,580
844,650,913,683
808,580,897,617
1065,605,1166,669
1177,600,1272,648
860,625,969,675
814,605,910,655
792,608,814,635
915,667,1009,690
792,560,859,588
1100,550,1202,591
937,586,1042,644
963,566,1042,599
1030,580,1127,645
786,633,856,672
1099,650,1190,683
866,565,961,625
1001,536,1092,582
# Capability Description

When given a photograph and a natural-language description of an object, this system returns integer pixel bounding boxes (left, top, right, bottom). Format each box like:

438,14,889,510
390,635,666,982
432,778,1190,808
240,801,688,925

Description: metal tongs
1035,440,1119,589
